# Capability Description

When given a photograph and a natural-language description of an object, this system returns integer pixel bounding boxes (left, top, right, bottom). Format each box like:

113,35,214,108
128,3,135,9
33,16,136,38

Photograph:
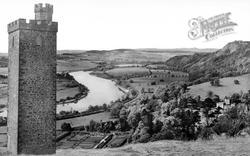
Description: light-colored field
189,74,250,99
57,60,97,73
56,112,115,130
55,136,250,156
106,67,150,77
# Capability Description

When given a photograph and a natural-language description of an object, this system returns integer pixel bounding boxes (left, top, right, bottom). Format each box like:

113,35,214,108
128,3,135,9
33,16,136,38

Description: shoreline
56,72,89,105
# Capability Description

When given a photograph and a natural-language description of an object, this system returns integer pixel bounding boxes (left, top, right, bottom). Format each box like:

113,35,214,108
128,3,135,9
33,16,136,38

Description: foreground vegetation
71,81,250,145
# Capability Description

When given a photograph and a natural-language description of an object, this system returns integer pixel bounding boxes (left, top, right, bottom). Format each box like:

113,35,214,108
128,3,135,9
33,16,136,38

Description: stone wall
17,30,57,154
8,19,57,155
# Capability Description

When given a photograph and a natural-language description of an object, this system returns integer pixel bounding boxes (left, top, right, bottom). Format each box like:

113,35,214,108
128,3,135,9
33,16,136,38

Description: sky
0,0,250,52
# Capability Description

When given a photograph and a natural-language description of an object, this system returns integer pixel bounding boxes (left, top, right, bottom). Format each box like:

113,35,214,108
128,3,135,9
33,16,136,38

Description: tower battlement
8,18,58,33
35,3,53,21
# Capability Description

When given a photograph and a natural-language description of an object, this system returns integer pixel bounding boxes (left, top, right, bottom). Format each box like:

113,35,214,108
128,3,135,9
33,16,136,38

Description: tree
131,89,137,97
141,88,145,94
181,83,188,93
231,93,241,104
153,120,163,133
110,102,123,118
161,91,169,103
234,79,240,85
210,78,220,86
102,103,108,111
61,122,72,131
212,95,220,103
89,120,98,132
128,112,141,130
151,81,156,85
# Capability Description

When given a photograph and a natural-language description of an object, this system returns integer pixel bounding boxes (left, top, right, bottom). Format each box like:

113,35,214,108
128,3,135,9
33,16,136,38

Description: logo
188,12,237,41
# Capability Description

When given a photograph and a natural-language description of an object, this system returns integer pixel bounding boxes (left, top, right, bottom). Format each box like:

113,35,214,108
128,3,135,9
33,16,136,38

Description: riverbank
57,71,125,113
56,72,89,105
0,73,89,117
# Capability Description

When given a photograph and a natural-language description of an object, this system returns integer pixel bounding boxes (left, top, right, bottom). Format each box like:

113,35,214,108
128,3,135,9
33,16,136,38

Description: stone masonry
7,3,58,155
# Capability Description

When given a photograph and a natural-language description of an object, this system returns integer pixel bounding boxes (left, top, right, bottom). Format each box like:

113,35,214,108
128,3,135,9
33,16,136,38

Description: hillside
55,136,250,156
166,41,250,83
0,48,213,73
189,73,250,99
1,135,250,155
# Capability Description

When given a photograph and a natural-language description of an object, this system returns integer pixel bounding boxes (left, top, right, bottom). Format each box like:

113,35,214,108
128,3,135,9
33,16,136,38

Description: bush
199,127,214,140
210,78,220,86
230,93,241,104
153,120,163,133
234,79,240,85
213,108,246,137
61,122,72,131
151,81,156,85
138,127,151,143
159,129,175,140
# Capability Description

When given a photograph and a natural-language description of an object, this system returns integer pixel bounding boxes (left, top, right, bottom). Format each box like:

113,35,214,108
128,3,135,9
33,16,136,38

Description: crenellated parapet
35,3,53,21
8,19,58,33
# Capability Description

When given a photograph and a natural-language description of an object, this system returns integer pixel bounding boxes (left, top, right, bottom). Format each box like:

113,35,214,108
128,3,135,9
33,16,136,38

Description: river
0,71,127,117
56,71,126,113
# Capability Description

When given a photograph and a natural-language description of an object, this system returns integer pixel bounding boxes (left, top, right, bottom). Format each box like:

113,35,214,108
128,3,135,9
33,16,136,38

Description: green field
189,74,250,99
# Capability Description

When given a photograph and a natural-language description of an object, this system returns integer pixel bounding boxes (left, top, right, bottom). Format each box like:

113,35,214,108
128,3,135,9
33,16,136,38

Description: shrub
89,120,98,132
230,93,241,104
153,120,163,133
210,78,220,86
160,129,175,140
110,102,123,118
234,79,240,85
138,132,151,143
199,127,214,140
213,108,246,137
227,120,246,137
151,81,156,85
61,122,72,131
159,79,164,82
213,115,232,135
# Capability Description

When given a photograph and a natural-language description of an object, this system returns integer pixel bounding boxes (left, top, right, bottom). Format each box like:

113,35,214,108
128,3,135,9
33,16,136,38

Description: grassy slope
56,136,250,156
1,135,249,155
189,74,250,99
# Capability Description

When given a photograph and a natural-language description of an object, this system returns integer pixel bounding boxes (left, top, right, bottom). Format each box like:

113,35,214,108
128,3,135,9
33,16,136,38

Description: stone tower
7,3,57,155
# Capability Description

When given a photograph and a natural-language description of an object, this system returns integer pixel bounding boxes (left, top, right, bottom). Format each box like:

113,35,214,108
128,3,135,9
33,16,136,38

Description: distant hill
57,50,87,54
166,40,250,83
0,47,220,73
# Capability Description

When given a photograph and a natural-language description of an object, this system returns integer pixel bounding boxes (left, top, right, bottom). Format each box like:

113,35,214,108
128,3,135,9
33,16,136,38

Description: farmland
56,112,114,130
189,73,250,99
106,67,150,77
57,132,105,149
